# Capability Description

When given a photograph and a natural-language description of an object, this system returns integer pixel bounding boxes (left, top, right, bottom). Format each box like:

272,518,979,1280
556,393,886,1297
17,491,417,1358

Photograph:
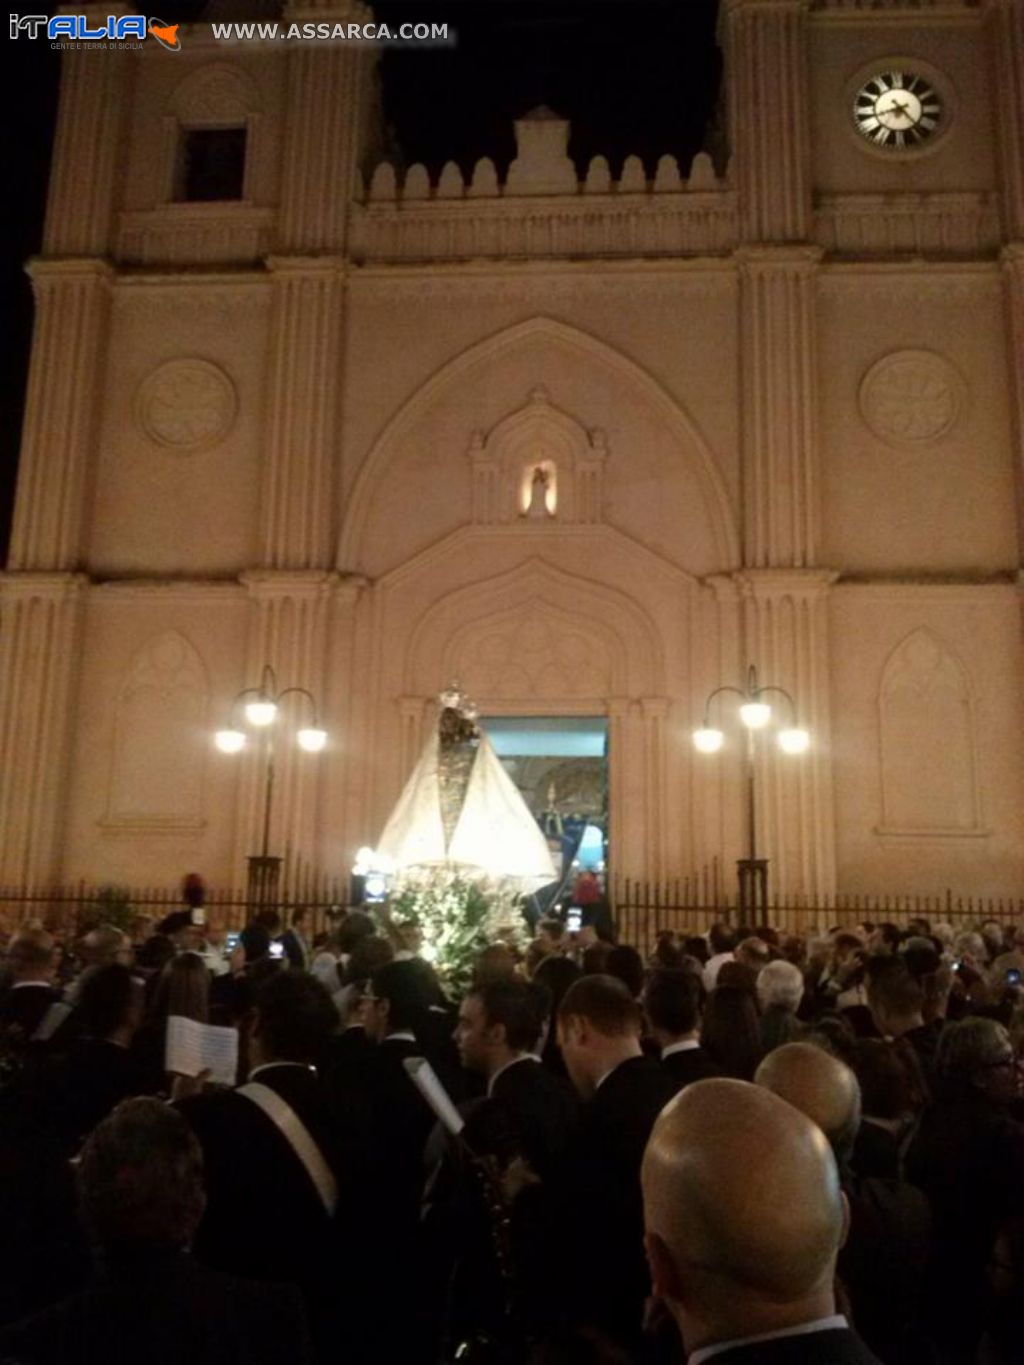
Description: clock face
853,71,942,150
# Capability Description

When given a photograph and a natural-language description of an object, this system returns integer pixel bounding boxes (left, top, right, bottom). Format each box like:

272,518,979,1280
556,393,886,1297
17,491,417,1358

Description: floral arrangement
388,867,527,996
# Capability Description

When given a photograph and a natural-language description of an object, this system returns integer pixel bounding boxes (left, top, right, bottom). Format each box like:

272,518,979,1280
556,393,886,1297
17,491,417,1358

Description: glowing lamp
693,727,725,754
738,701,772,730
779,728,810,754
215,728,246,753
244,699,277,727
297,727,327,752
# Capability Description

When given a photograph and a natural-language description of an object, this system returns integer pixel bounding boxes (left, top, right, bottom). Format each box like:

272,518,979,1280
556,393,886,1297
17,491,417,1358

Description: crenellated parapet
355,107,732,262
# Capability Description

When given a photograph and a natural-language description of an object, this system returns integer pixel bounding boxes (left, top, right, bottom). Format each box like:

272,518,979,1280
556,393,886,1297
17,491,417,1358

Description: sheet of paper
165,1014,238,1087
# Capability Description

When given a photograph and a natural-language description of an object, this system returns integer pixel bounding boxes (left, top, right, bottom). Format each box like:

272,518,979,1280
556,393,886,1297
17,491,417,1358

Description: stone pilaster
735,568,838,900
641,698,670,883
1001,245,1024,565
737,246,823,569
0,574,88,887
277,0,378,252
8,259,114,571
232,571,340,885
986,0,1024,242
721,0,812,244
260,258,344,568
43,14,127,255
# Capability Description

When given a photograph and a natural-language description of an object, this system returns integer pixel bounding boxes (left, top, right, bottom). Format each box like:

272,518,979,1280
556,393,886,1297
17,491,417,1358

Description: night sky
0,0,721,562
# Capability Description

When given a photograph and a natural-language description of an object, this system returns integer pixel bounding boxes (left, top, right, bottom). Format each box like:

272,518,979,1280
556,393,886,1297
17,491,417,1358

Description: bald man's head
755,1042,862,1169
642,1079,845,1339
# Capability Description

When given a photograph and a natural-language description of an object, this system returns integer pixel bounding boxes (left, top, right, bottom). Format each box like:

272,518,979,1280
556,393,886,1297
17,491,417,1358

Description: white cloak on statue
376,731,557,894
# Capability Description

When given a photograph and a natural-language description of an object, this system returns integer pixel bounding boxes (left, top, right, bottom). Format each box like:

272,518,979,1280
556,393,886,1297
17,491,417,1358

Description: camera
269,941,286,960
224,931,240,953
1007,967,1021,986
566,907,582,934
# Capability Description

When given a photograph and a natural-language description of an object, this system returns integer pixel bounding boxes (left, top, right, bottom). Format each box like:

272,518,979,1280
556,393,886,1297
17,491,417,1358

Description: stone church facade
1,0,1022,901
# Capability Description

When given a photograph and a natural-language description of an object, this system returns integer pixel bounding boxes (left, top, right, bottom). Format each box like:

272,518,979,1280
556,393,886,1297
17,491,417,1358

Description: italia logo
148,16,180,49
8,13,184,47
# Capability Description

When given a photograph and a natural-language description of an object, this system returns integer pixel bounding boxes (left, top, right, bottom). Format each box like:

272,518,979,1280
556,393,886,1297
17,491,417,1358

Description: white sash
237,1081,338,1216
31,1001,72,1042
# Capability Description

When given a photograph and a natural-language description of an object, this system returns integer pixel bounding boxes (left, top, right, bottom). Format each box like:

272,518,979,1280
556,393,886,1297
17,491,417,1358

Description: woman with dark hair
701,984,763,1081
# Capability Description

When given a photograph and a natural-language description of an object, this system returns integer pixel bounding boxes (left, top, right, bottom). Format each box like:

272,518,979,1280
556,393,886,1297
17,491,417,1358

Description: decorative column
0,575,88,887
278,0,378,253
721,0,812,245
42,16,126,256
1003,246,1024,568
736,246,823,569
641,698,670,883
986,0,1024,245
259,2,379,570
8,260,114,571
988,0,1024,564
0,19,126,889
233,572,340,888
260,258,345,568
734,569,838,901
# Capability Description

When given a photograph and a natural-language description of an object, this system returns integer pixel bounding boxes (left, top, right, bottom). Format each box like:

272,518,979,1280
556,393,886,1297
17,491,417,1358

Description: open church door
482,715,609,917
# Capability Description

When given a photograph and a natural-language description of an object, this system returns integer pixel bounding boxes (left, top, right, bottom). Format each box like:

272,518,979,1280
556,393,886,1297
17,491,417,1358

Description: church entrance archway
484,714,610,911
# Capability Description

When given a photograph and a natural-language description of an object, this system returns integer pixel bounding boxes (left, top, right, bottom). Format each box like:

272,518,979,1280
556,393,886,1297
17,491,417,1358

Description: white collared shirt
486,1052,539,1098
248,1061,315,1081
11,979,54,990
384,1030,416,1043
661,1039,701,1059
689,1315,849,1363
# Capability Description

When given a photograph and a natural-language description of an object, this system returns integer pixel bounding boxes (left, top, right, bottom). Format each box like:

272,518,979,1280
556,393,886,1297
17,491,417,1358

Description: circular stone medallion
136,358,237,451
858,350,964,445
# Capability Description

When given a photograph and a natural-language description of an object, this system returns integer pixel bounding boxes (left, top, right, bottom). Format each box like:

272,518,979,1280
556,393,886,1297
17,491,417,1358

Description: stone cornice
26,257,115,286
266,255,348,279
809,0,981,21
734,245,824,270
733,569,841,600
89,578,246,600
0,572,90,601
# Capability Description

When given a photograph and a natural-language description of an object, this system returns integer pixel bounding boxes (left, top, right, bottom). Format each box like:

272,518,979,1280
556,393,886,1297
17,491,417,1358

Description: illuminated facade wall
1,0,1021,900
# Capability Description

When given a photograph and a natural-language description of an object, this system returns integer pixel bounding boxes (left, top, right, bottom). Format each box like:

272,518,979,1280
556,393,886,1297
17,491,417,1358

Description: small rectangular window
175,126,247,203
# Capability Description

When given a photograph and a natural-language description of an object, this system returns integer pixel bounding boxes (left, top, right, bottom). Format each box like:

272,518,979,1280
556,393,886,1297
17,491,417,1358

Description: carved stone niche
466,387,608,526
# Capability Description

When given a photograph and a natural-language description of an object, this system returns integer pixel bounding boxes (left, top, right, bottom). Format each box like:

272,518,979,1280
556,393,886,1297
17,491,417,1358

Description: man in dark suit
555,973,678,1353
0,928,61,1050
431,977,579,1349
757,1042,930,1363
31,962,148,1157
643,1078,881,1364
0,1097,310,1365
352,959,446,1359
280,906,311,973
455,977,578,1177
176,972,365,1364
645,967,722,1091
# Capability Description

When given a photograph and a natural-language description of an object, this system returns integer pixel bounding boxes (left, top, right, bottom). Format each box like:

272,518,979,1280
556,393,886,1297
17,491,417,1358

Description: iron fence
1,873,1021,959
613,874,1024,959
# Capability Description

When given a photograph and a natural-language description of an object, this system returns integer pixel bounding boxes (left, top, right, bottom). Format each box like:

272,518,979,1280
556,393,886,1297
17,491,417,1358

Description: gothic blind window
175,126,247,202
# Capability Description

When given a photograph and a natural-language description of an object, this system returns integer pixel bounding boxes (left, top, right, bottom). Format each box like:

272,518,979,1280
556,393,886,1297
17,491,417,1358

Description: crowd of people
1,901,1024,1364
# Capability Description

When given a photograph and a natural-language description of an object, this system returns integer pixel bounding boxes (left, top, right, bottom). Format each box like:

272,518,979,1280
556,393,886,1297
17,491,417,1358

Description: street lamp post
693,664,809,920
214,664,327,914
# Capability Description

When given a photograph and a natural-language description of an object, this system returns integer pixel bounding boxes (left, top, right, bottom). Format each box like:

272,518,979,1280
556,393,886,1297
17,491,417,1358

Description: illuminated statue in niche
523,463,555,519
